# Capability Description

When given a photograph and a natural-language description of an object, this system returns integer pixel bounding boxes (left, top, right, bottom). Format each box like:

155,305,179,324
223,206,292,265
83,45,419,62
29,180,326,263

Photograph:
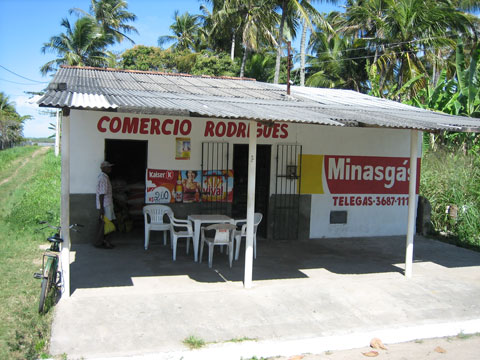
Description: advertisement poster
145,169,177,203
201,170,234,203
146,169,234,204
175,137,191,160
181,170,202,203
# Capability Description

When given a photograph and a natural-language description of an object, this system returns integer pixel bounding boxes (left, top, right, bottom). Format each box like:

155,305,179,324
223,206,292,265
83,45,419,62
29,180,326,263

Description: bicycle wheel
38,276,49,313
38,264,55,314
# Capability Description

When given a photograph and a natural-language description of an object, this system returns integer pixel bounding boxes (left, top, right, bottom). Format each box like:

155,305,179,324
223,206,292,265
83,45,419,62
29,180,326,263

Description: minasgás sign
325,155,420,194
301,154,420,208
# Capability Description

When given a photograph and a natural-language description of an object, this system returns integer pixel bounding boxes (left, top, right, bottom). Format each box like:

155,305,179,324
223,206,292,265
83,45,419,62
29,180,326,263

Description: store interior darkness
105,139,147,184
232,144,271,238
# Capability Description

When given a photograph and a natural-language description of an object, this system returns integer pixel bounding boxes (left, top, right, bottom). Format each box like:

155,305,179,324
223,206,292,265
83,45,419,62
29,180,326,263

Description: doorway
105,139,148,228
232,144,271,238
105,139,147,184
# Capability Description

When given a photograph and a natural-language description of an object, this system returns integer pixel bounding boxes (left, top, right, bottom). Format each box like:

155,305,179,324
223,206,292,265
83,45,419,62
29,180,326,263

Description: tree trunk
240,46,249,78
230,30,236,61
300,18,307,87
274,0,287,84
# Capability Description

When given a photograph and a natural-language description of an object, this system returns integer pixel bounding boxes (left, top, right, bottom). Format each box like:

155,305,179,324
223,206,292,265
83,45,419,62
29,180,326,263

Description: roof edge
59,65,257,82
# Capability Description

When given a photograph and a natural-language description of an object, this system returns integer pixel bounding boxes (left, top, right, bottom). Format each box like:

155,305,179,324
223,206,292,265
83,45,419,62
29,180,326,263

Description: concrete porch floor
50,231,480,359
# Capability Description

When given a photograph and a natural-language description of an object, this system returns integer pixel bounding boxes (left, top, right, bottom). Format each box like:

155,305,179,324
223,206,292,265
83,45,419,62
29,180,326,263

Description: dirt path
0,146,49,186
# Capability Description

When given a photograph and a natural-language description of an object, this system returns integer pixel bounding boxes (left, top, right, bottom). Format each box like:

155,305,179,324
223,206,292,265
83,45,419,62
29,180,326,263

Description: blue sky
0,0,343,138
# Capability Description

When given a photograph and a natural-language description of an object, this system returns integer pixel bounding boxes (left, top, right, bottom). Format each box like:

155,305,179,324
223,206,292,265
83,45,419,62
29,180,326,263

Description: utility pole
55,110,61,156
287,41,293,95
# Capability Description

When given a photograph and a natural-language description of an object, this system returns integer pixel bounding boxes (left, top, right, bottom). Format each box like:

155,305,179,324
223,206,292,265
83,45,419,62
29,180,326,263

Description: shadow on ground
70,229,480,293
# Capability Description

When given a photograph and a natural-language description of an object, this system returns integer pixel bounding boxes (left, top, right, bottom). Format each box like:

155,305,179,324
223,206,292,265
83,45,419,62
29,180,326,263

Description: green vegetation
0,147,61,359
122,46,240,77
0,92,31,150
225,337,257,343
41,0,138,74
0,146,37,173
183,335,206,349
446,332,480,342
38,0,479,89
455,331,477,340
420,149,480,250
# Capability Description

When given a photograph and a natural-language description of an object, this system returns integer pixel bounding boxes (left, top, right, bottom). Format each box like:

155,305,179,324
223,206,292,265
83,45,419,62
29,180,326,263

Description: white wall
70,110,294,194
69,110,419,239
294,125,420,238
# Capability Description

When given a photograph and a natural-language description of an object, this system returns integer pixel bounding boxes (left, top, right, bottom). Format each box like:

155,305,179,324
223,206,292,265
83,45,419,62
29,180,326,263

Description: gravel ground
268,334,480,360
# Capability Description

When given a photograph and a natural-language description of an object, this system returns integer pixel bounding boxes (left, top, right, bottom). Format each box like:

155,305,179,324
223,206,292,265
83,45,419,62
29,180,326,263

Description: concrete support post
244,120,257,289
60,113,71,297
405,130,419,278
55,110,61,157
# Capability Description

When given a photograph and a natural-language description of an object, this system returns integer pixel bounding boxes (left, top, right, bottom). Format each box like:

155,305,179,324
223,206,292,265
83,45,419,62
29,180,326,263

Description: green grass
225,337,257,343
456,331,480,340
420,150,480,250
0,146,61,359
183,335,206,349
0,146,37,175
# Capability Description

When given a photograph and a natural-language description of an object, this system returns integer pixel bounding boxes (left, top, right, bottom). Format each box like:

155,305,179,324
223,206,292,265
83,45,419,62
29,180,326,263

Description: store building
38,66,480,291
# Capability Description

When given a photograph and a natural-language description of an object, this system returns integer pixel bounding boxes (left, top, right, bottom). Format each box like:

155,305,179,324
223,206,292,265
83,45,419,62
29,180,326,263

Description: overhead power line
307,33,472,60
0,77,46,86
304,37,477,66
0,64,48,84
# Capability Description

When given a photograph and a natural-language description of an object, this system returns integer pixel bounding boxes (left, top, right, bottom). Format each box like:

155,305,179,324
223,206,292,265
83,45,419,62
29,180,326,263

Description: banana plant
407,69,461,115
455,39,480,117
407,40,480,118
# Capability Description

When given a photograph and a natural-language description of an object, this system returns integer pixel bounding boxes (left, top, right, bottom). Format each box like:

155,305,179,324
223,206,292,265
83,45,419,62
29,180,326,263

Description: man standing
95,161,115,248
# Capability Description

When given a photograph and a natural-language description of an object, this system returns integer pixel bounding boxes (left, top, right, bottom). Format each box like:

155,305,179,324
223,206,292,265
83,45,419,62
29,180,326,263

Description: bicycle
33,221,81,314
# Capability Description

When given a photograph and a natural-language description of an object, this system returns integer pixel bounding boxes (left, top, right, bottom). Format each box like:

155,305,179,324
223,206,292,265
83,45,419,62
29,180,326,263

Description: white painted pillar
405,130,419,278
244,120,257,288
55,110,60,157
60,111,71,297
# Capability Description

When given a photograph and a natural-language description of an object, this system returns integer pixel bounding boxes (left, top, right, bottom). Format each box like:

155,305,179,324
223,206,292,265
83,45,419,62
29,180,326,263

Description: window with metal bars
273,144,302,240
201,142,230,215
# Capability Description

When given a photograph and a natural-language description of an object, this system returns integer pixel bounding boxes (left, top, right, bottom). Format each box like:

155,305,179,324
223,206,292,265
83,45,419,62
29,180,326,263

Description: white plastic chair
167,214,194,261
143,205,173,250
199,223,237,268
234,213,263,261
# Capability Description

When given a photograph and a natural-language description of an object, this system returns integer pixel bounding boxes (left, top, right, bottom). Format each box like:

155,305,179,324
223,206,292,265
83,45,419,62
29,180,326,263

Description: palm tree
306,28,369,91
198,0,279,77
245,52,277,81
384,0,474,94
299,3,339,86
158,11,202,52
0,92,30,149
0,92,15,114
273,0,337,84
344,0,476,98
456,0,480,12
200,0,242,60
70,0,138,45
40,17,110,75
237,0,279,77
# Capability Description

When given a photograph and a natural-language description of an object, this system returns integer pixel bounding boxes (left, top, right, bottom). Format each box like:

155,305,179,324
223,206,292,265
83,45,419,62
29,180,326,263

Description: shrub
420,150,480,249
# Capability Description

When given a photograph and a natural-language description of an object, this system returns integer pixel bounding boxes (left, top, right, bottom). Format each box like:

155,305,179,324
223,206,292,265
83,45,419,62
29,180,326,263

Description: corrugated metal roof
38,66,480,132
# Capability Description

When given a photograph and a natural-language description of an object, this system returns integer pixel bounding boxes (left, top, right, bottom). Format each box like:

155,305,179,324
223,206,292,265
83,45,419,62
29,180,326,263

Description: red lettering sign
324,155,421,194
97,117,289,139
